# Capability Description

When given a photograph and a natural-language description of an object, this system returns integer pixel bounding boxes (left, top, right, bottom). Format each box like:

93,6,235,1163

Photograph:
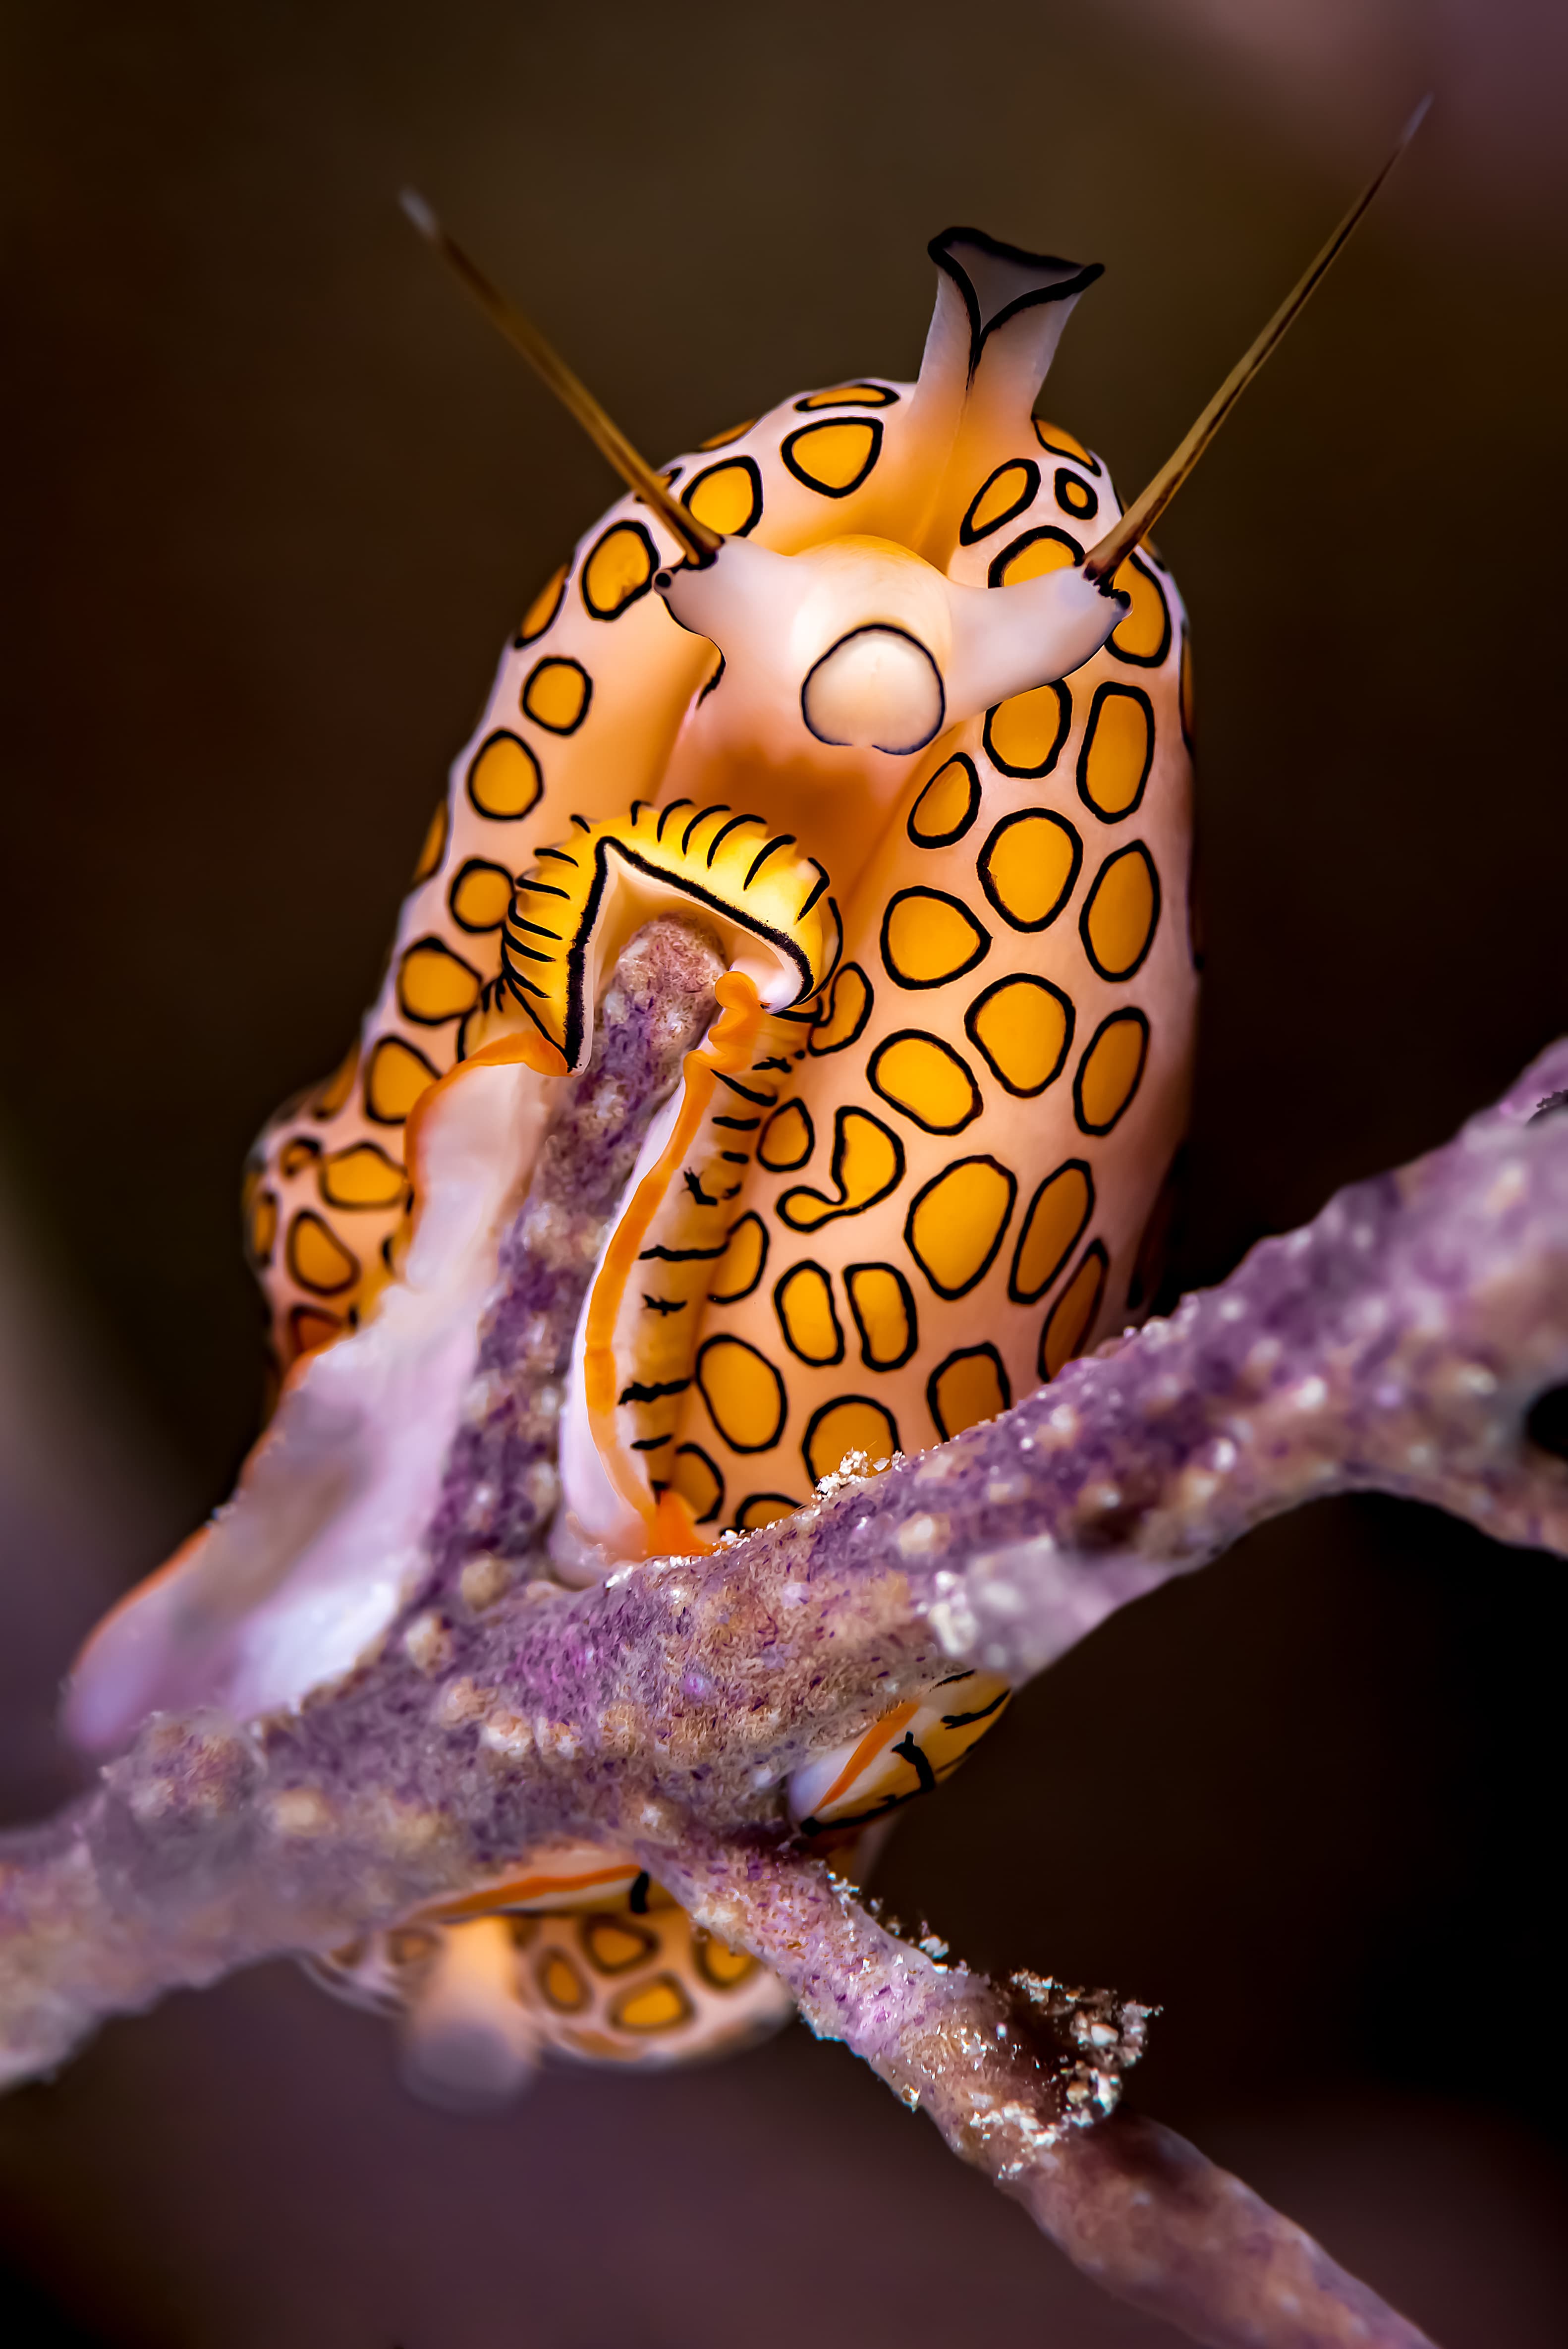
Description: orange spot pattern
244,394,1186,1586
675,432,1185,1502
247,385,1190,2079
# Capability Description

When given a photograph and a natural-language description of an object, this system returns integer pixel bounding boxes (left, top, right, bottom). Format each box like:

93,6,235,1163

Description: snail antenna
1084,97,1431,583
400,190,721,567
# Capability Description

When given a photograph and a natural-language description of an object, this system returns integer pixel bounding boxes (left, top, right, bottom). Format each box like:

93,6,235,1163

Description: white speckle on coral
479,1707,533,1762
462,1371,510,1427
978,1580,1023,1617
459,1552,514,1612
357,1791,447,1855
928,1596,980,1655
266,1787,333,1837
915,1449,961,1484
520,1310,557,1368
462,1481,498,1533
403,1612,453,1675
524,1460,560,1516
433,1676,488,1728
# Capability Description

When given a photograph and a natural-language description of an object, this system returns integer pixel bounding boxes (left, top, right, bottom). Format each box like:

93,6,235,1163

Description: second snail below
66,226,1196,2099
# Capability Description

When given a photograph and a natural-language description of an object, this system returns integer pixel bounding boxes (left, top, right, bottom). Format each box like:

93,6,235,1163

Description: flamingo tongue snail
65,116,1422,2104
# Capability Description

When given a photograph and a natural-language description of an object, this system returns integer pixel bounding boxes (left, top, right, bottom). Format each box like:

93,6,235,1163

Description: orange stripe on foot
583,973,766,1548
814,1701,919,1816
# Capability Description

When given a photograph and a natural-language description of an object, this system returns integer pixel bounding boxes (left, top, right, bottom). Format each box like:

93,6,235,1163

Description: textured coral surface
424,915,722,1592
3,938,1566,2349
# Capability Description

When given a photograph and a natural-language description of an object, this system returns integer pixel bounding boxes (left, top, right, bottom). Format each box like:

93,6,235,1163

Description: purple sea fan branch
530,1036,1568,1769
828,1038,1568,1688
644,1832,1439,2349
1,943,1565,2348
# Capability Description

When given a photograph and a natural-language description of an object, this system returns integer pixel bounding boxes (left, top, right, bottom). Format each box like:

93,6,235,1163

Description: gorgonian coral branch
3,940,1564,2349
648,1833,1440,2349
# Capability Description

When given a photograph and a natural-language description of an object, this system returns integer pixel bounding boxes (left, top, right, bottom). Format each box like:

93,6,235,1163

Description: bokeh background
1,1,1566,2341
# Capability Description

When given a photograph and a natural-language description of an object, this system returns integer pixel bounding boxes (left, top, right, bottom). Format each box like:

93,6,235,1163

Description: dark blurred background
0,2,1565,2342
